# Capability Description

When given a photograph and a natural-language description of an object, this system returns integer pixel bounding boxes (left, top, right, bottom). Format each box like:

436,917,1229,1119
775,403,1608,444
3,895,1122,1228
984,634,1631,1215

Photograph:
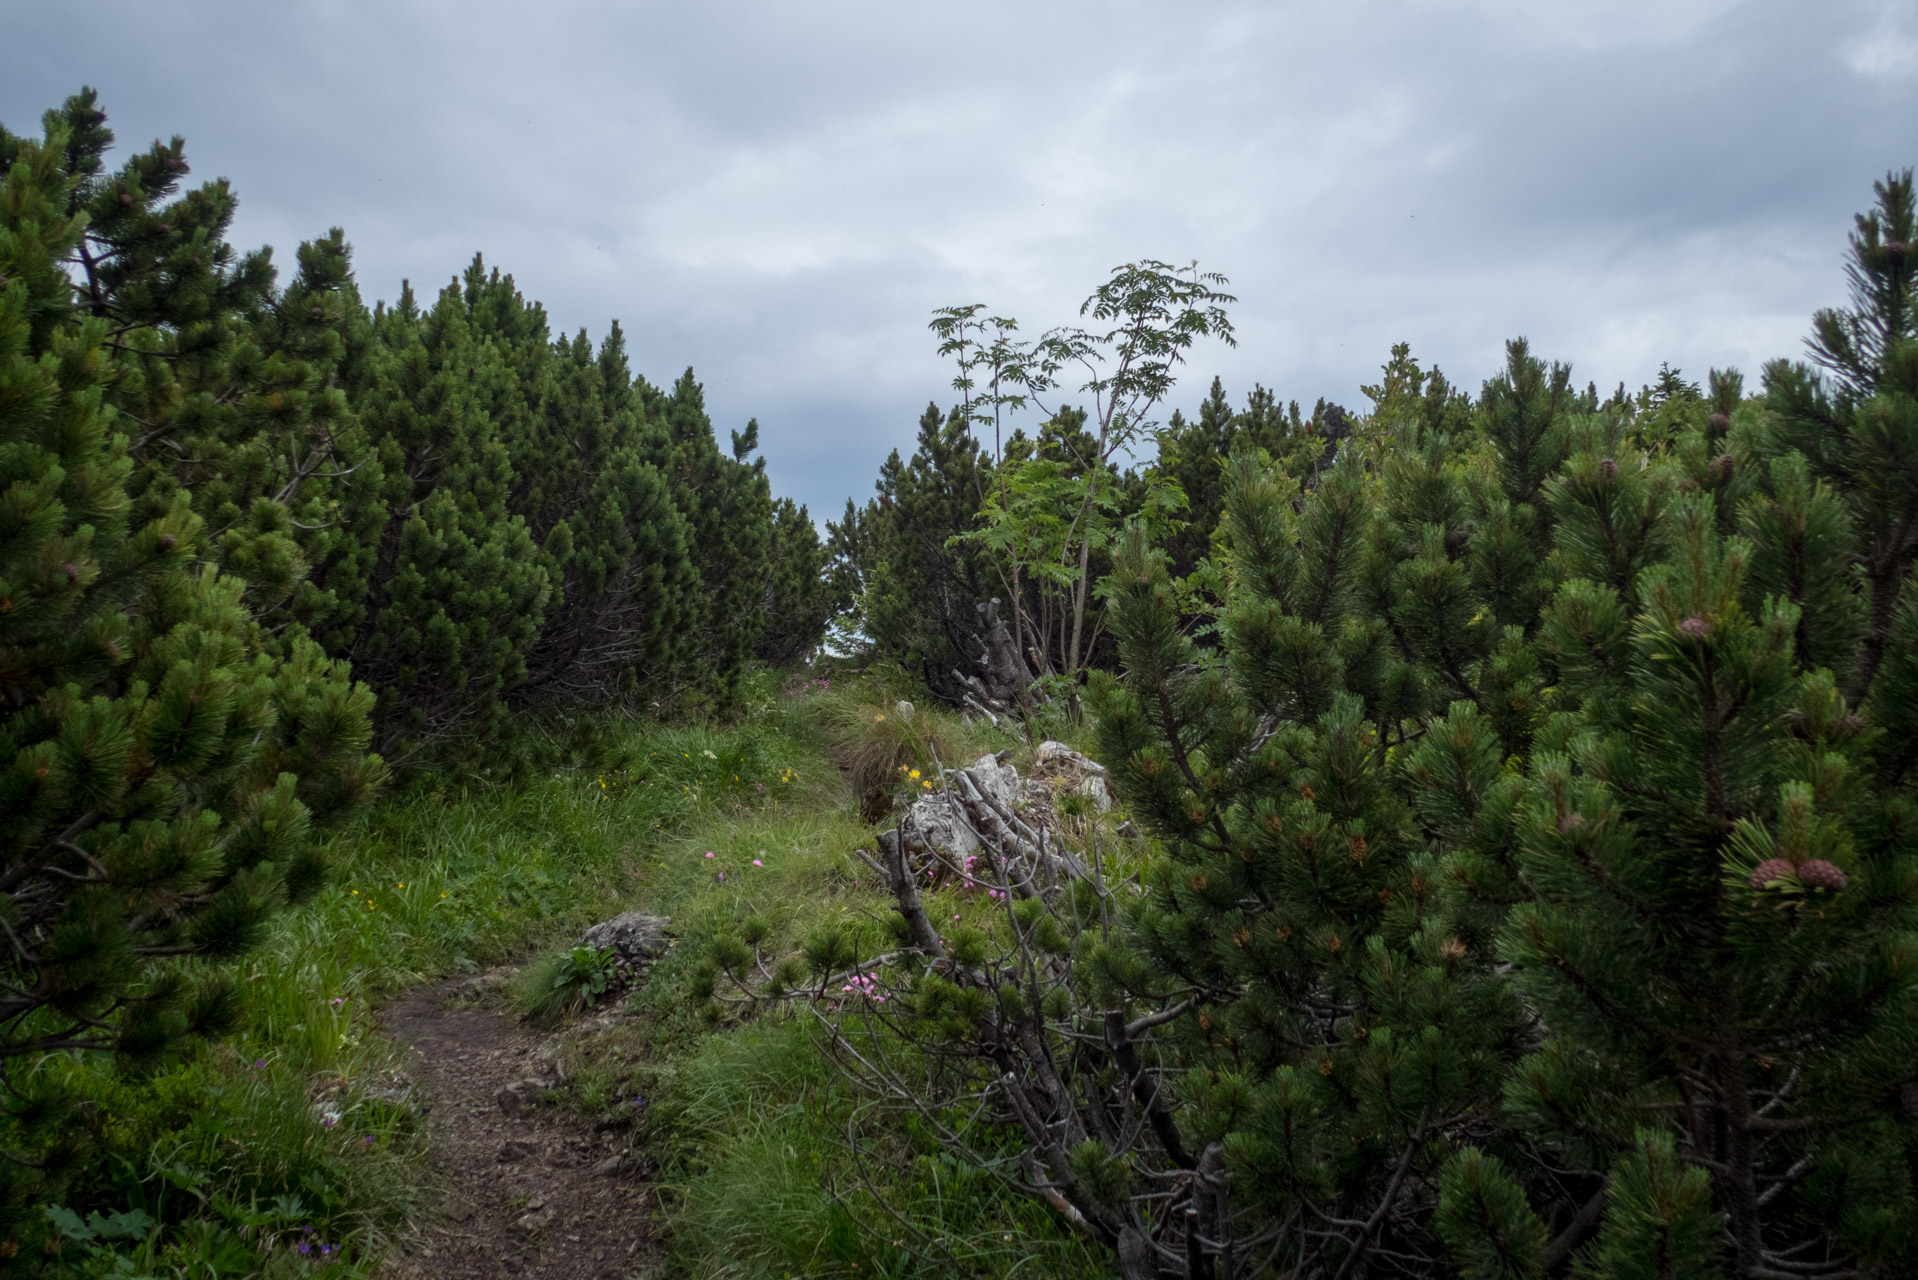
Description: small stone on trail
576,912,672,964
497,1079,543,1118
497,1138,538,1163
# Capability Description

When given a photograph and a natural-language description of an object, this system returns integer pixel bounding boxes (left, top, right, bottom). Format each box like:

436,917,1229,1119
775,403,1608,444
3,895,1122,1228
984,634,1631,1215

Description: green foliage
0,99,387,1257
830,403,999,699
1437,1147,1549,1280
515,945,620,1022
961,173,1918,1278
9,89,833,772
19,694,826,1277
1581,1131,1724,1280
0,84,837,1275
1763,169,1918,700
938,261,1238,677
754,496,842,668
1156,377,1315,579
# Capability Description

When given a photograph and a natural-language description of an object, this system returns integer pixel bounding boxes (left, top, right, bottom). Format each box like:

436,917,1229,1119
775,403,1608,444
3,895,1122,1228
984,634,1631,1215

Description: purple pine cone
1795,859,1847,891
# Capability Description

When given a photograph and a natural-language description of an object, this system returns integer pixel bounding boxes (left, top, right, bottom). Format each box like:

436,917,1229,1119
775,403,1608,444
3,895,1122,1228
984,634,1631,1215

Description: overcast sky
6,1,1915,519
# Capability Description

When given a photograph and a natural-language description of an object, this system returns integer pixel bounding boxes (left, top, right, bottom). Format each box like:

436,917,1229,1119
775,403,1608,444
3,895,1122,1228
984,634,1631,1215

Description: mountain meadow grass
37,671,1114,1279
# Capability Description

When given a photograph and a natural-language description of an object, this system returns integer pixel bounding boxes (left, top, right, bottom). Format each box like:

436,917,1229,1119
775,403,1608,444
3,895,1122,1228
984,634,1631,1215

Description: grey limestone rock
576,913,673,967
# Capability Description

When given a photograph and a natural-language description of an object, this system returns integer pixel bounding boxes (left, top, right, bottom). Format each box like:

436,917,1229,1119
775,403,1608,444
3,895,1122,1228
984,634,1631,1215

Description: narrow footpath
377,977,660,1280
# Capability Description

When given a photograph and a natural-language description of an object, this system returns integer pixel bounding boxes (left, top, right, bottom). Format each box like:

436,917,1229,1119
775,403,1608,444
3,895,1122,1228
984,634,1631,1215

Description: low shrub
513,946,622,1023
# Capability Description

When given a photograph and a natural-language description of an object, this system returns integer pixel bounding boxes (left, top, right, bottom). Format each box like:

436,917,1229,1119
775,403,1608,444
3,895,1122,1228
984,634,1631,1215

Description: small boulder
965,751,1023,812
577,912,673,966
496,1079,544,1118
1036,740,1106,775
1033,741,1114,812
497,1137,538,1163
1069,774,1113,815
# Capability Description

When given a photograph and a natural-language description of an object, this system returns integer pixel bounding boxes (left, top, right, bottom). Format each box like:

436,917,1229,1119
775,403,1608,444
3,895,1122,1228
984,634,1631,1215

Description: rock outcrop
876,749,1102,898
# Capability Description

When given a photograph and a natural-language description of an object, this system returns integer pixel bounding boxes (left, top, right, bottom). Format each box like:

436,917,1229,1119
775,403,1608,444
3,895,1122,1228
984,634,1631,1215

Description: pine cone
1710,454,1735,484
1598,458,1618,480
1709,412,1730,433
1750,857,1795,889
1679,617,1710,639
1886,240,1908,267
1796,859,1847,891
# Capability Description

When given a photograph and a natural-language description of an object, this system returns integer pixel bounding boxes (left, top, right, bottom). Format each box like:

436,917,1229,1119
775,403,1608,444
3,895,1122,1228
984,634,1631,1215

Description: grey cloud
6,0,1913,518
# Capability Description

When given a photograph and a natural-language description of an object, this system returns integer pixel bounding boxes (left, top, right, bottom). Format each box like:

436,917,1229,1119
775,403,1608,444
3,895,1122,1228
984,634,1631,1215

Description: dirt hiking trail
377,978,660,1280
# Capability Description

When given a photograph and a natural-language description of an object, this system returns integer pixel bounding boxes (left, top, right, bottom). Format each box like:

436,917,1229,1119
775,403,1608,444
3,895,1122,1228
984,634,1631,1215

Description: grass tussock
511,946,623,1024
816,680,1002,821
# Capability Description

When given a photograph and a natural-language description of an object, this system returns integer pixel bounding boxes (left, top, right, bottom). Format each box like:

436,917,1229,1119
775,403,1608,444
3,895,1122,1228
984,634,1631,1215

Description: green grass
529,683,1113,1280
34,671,1117,1279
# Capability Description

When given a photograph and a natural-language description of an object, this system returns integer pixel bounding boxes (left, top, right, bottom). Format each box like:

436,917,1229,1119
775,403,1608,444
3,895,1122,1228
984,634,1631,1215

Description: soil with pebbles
376,977,659,1280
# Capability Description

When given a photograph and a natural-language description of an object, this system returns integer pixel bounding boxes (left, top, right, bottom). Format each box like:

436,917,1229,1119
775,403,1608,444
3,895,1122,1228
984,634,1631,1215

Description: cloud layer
7,0,1914,517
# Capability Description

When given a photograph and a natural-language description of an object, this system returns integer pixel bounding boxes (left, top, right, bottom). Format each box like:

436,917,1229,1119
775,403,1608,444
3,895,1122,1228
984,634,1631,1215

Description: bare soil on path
376,978,660,1280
